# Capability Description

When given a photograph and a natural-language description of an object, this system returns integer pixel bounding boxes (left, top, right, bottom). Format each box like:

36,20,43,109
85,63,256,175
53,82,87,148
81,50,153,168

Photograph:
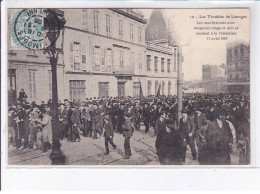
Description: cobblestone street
8,125,240,166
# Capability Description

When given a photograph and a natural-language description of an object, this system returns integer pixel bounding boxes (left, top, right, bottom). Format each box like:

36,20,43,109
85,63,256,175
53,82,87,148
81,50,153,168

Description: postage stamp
9,8,44,50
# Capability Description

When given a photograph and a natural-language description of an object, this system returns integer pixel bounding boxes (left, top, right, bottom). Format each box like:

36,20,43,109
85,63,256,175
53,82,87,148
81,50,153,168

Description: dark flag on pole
156,83,161,97
139,79,144,103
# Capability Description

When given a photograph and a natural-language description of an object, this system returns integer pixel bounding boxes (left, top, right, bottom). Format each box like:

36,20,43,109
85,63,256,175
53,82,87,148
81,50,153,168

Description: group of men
8,89,250,164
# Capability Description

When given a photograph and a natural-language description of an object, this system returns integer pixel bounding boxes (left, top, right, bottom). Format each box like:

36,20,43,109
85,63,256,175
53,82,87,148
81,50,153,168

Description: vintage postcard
5,7,250,166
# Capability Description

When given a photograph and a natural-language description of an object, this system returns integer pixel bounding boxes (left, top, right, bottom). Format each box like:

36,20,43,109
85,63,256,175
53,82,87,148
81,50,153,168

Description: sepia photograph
6,7,250,166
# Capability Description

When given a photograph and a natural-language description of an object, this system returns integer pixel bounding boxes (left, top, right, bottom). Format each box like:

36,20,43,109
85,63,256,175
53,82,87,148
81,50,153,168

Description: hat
71,103,76,108
181,107,188,113
216,108,227,116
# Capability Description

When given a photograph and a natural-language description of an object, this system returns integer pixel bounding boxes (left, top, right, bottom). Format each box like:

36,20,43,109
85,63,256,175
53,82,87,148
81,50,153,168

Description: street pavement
8,125,240,166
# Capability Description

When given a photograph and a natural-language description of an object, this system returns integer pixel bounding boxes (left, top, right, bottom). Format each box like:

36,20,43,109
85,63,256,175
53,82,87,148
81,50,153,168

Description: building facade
201,64,227,93
8,9,177,104
226,43,250,93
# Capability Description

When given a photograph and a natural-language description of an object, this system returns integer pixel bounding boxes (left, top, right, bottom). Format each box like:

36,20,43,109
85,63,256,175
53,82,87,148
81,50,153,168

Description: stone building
8,8,177,104
201,64,227,93
145,9,177,96
226,42,250,93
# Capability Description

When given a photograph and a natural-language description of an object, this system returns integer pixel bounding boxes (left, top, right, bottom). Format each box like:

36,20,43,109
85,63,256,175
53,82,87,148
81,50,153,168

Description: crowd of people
8,89,250,165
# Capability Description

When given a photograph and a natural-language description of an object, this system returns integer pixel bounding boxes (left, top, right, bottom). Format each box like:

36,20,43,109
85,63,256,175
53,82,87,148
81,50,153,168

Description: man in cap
179,107,196,161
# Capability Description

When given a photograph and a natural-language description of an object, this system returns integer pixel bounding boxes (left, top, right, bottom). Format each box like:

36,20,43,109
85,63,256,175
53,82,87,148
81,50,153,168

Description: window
93,11,99,33
81,9,88,30
133,82,140,97
168,81,171,96
93,46,101,71
154,56,158,72
234,48,238,57
106,15,111,37
138,27,142,42
28,70,36,99
105,48,112,72
174,48,177,72
99,82,109,98
162,81,165,95
69,80,86,102
241,47,244,56
130,24,134,42
236,63,238,69
147,81,152,96
229,49,232,58
119,50,124,68
48,70,52,99
155,81,159,94
130,52,134,68
139,54,143,70
167,59,171,73
161,58,165,72
119,20,123,39
147,55,151,71
81,44,86,65
69,42,81,70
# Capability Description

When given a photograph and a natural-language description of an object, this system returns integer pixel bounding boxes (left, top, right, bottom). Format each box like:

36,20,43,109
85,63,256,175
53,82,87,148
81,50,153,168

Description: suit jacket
194,112,207,131
104,119,114,137
205,120,233,152
71,108,81,125
179,116,195,138
122,118,133,138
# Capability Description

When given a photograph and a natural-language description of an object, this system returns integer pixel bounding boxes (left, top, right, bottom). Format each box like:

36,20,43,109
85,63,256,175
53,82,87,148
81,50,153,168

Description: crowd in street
8,89,250,165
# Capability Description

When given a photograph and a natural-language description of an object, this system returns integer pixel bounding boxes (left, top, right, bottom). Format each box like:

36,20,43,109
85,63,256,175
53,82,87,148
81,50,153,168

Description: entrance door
8,69,17,105
118,82,125,98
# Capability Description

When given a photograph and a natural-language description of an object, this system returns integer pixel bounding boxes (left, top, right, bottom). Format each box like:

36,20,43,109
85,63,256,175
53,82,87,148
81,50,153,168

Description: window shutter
81,44,86,70
69,42,74,69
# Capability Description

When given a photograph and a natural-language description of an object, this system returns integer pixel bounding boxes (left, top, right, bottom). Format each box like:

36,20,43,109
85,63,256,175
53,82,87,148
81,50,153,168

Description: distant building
226,42,250,93
201,64,227,93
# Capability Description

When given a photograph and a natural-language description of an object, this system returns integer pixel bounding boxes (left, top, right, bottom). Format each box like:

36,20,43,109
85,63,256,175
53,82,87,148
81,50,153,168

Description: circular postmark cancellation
14,9,44,49
13,8,61,50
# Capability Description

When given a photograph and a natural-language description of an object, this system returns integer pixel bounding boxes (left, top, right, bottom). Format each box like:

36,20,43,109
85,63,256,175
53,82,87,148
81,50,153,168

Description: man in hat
179,107,196,161
201,108,233,165
92,102,103,139
70,103,81,142
28,104,40,149
156,119,183,165
193,104,208,160
143,102,151,133
18,88,27,104
103,115,117,155
58,103,68,140
122,113,133,159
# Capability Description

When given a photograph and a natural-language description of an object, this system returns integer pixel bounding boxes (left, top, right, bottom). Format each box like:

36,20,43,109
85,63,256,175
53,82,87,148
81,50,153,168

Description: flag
139,79,144,103
156,83,161,97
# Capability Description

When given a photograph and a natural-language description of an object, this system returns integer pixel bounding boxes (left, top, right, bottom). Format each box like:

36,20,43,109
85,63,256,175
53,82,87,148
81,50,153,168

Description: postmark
10,9,44,50
10,8,61,50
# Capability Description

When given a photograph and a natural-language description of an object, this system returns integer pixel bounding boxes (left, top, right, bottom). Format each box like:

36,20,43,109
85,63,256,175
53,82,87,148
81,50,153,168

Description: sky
141,9,250,81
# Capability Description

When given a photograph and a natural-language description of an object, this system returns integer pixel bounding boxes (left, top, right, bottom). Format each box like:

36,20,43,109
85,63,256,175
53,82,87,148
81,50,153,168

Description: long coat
201,120,233,165
41,114,52,143
155,126,183,160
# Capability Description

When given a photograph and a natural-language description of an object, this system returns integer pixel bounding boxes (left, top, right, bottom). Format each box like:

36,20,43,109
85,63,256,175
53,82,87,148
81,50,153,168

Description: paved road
8,126,239,166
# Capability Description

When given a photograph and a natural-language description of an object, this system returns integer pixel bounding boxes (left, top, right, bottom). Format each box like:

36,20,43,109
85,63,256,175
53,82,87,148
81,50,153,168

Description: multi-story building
63,9,147,101
145,9,177,96
226,42,250,93
202,64,227,93
8,8,177,104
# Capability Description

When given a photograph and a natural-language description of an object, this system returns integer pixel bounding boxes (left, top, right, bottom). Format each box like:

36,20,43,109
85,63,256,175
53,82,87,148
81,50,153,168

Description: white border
1,0,260,190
